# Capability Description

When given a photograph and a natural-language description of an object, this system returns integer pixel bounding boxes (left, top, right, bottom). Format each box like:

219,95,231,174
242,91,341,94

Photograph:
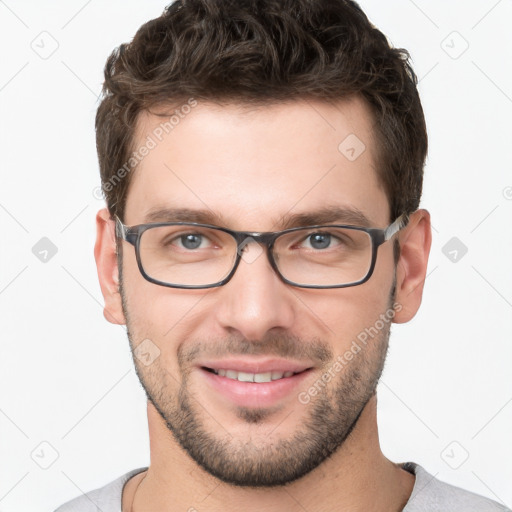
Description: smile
204,368,301,383
198,358,314,408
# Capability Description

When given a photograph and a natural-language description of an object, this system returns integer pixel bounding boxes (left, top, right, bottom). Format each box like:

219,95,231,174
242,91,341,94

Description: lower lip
199,368,312,408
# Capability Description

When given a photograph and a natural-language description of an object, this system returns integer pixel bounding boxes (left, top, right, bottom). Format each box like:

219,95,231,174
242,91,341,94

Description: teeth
226,370,238,380
254,372,272,383
213,369,297,383
237,371,255,382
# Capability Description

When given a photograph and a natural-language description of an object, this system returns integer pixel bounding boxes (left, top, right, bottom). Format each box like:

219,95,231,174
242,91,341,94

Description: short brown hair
96,0,427,227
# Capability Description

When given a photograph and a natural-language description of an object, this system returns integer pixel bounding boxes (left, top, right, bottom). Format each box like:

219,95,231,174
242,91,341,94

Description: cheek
302,283,393,351
120,257,210,363
121,250,177,321
123,284,199,340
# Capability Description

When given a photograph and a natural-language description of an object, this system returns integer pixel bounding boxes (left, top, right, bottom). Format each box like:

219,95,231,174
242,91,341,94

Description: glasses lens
273,226,372,286
136,224,373,288
139,225,237,286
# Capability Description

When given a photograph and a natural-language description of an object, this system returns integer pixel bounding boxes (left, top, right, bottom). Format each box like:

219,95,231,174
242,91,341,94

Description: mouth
198,360,314,409
202,367,305,383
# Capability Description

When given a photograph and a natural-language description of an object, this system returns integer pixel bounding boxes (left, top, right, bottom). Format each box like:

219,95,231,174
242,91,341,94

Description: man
56,0,509,511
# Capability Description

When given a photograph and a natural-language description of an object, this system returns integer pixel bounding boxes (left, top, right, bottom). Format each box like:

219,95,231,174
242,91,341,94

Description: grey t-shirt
55,462,510,512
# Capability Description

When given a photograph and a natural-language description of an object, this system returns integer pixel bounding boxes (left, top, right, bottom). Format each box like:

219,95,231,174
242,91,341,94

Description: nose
214,241,297,340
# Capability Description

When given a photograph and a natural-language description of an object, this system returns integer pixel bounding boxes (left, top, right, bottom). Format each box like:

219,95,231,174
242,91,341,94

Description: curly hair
96,0,427,232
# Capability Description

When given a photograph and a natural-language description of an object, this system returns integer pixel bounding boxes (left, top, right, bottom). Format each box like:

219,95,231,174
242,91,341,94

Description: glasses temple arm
384,212,409,241
114,215,127,240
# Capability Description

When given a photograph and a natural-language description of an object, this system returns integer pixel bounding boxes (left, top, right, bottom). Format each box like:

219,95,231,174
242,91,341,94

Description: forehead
124,97,390,229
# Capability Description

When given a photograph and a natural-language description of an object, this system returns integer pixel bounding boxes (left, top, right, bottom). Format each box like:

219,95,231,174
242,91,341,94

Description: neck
127,395,414,512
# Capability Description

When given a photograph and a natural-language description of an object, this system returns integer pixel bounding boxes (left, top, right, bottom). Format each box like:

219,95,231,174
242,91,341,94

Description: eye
169,232,214,250
301,232,342,250
179,234,204,250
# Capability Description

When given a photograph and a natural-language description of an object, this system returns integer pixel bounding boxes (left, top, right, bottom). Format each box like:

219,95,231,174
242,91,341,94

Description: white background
0,1,511,511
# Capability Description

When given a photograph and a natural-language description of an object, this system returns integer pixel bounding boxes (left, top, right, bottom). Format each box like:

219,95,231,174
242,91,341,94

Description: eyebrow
143,205,373,230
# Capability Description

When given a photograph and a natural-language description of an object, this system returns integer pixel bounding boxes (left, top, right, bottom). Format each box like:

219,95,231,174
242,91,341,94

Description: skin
95,96,432,512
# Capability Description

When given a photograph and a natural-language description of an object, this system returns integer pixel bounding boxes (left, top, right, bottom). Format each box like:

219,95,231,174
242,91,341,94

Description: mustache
178,331,333,367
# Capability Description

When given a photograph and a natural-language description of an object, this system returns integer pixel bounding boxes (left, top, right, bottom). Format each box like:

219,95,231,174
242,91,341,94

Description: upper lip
199,358,313,374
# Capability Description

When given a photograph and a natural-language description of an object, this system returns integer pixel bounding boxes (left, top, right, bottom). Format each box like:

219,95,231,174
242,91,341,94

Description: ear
393,209,432,324
94,208,126,325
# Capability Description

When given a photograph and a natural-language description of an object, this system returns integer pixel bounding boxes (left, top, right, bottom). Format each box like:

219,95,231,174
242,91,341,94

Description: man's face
118,97,397,486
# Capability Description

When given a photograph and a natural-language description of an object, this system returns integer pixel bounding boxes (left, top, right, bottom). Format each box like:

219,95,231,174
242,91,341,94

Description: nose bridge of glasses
230,231,283,285
234,231,277,252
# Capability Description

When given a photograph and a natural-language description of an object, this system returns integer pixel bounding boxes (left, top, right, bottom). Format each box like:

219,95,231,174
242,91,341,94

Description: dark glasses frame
115,213,409,289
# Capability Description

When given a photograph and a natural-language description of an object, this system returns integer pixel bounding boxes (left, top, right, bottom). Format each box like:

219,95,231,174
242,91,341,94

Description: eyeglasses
115,213,408,289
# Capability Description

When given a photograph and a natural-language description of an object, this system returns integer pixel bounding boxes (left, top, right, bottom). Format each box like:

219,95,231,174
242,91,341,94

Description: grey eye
308,233,332,250
180,234,203,250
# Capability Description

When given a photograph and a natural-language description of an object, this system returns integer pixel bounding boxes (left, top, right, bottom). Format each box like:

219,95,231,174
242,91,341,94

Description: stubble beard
120,276,395,488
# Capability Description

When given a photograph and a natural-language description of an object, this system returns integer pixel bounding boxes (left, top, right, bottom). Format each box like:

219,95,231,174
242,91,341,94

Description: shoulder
54,468,148,512
402,462,511,512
